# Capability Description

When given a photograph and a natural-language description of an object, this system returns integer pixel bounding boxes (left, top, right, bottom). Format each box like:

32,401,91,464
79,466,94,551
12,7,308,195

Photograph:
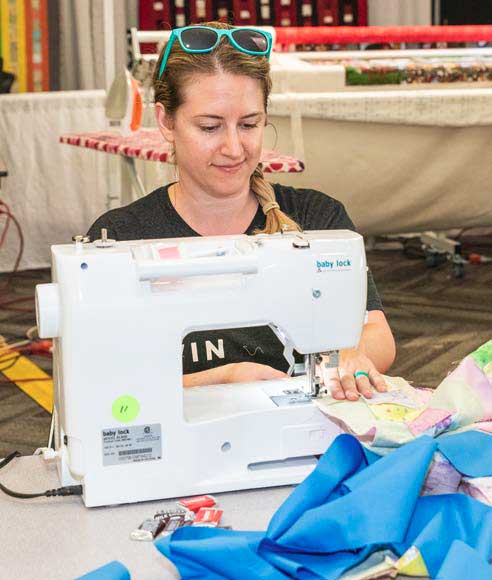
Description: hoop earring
266,121,278,150
169,147,179,181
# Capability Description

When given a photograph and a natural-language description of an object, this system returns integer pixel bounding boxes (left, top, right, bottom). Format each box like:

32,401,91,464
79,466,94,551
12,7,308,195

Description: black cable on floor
0,450,83,499
0,354,21,373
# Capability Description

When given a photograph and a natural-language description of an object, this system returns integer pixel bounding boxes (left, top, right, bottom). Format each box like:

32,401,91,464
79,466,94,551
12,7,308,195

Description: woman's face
156,72,266,197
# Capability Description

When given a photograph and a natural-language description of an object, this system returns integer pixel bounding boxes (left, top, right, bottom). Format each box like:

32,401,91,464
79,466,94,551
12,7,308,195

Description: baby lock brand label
315,255,352,273
102,423,162,466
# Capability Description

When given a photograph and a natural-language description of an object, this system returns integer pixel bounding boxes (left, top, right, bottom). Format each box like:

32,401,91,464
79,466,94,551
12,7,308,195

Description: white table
1,455,293,580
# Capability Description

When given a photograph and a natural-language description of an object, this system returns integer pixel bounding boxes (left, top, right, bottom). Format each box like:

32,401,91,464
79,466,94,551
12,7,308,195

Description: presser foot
310,381,329,399
305,351,339,399
305,353,328,399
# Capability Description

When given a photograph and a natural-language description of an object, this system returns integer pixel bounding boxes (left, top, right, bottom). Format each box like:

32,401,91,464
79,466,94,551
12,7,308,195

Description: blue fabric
155,431,492,580
436,541,492,579
397,494,492,577
157,528,285,579
438,430,492,476
75,560,130,580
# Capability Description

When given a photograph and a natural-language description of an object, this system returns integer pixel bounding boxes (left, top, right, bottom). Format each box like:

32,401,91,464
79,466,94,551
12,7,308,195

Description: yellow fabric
1,353,53,412
396,546,430,576
0,0,27,92
368,403,422,423
0,0,8,66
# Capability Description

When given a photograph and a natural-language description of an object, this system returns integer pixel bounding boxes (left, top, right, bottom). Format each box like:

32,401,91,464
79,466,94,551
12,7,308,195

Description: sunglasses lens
231,30,268,53
180,28,218,50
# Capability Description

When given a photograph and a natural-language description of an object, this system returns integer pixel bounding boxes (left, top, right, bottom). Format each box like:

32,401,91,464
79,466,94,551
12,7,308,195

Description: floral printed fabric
315,339,492,456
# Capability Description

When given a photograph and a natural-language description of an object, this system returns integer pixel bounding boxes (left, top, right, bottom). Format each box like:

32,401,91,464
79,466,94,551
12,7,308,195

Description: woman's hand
183,362,287,387
320,348,387,401
224,362,288,383
318,310,395,402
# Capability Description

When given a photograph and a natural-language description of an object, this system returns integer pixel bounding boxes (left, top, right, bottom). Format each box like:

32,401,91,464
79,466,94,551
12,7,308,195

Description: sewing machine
35,229,367,507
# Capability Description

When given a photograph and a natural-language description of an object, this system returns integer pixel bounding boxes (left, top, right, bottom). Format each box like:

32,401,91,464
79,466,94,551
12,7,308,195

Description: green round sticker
112,395,140,423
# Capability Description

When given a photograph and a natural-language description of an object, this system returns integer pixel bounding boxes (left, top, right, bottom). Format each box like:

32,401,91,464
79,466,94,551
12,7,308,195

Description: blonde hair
152,21,300,234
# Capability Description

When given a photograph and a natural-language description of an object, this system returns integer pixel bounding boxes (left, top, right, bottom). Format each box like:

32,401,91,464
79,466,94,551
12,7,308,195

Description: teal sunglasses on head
158,26,273,79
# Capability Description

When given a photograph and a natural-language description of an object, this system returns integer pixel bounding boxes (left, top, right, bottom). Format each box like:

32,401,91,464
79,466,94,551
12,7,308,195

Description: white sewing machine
35,229,367,507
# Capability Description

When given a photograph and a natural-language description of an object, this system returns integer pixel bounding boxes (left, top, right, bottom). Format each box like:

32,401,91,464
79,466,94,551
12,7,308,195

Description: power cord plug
0,450,83,500
45,485,83,497
33,447,60,460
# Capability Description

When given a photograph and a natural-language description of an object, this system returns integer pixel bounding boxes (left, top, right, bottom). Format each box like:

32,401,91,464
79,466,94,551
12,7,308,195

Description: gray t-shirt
88,183,383,373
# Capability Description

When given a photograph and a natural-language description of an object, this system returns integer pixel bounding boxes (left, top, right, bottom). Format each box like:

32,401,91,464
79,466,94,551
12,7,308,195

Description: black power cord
0,450,83,499
0,450,20,468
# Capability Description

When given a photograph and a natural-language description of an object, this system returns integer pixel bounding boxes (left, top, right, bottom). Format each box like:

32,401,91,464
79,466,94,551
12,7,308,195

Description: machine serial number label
101,424,162,467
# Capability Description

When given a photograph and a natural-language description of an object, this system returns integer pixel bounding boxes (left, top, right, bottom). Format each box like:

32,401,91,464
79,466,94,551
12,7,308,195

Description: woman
88,22,396,400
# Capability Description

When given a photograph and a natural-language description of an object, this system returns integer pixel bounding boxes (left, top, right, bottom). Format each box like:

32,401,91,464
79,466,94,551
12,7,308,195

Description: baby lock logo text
316,257,352,272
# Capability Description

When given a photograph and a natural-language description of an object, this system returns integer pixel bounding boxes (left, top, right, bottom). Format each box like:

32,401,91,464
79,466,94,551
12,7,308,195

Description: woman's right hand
183,362,287,387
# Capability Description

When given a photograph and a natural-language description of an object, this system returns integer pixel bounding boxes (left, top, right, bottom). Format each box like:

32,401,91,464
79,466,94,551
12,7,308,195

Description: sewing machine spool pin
94,228,116,248
72,235,90,255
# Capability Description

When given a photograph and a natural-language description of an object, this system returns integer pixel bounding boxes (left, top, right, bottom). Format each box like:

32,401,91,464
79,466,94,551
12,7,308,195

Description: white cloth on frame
0,90,108,272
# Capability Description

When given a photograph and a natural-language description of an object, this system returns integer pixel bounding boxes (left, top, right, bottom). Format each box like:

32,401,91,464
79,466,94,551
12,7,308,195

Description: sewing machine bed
183,376,312,422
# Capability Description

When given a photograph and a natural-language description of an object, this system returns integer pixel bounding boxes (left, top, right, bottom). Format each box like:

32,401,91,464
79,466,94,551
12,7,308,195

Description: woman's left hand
320,348,387,401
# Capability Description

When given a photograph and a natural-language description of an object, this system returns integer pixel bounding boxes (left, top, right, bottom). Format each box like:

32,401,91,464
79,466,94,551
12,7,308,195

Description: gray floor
1,233,491,457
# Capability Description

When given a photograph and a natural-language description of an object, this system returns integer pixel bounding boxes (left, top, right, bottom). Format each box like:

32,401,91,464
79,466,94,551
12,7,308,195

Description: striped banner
0,0,49,92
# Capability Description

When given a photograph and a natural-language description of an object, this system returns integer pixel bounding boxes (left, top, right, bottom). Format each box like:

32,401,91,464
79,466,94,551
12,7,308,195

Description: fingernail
347,392,359,401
